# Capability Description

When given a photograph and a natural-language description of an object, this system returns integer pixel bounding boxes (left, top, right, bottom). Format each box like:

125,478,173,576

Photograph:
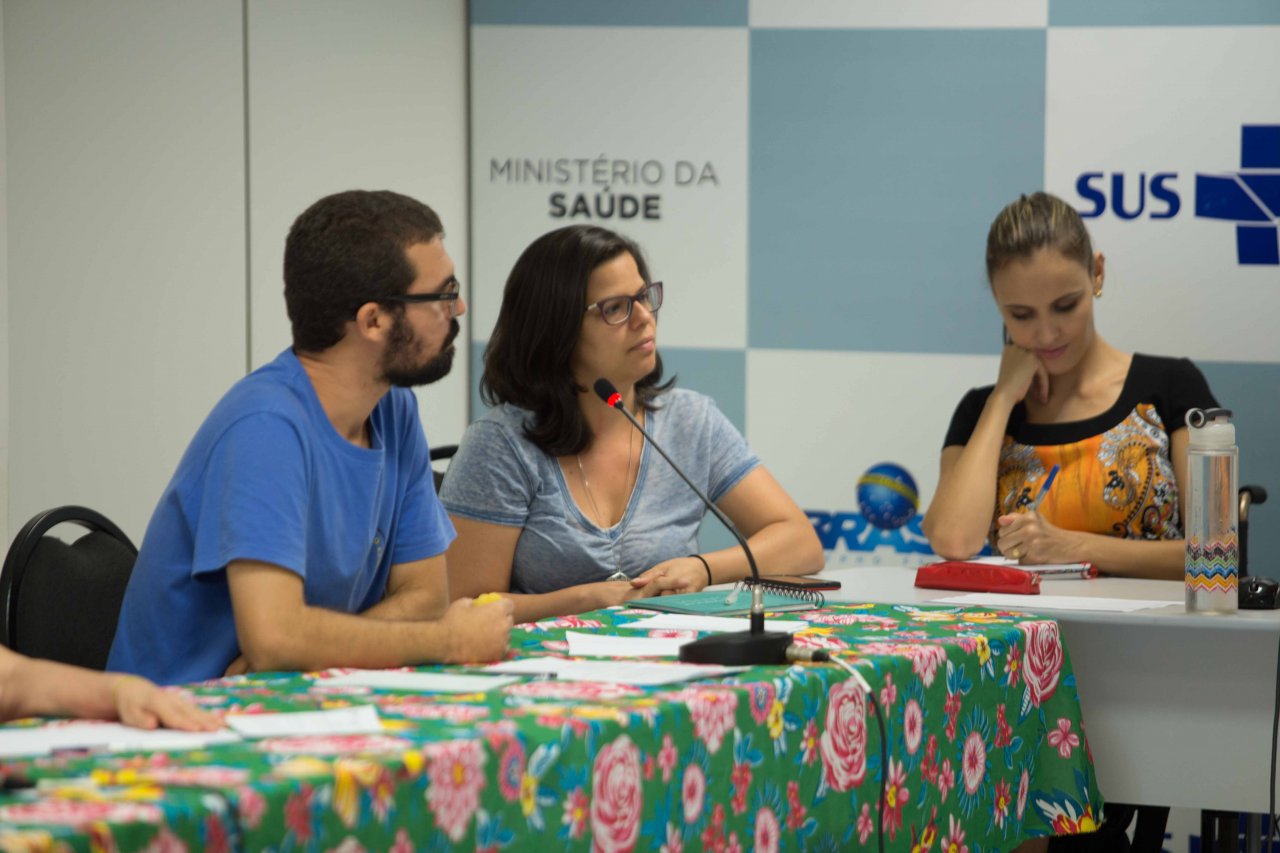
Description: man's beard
381,315,459,387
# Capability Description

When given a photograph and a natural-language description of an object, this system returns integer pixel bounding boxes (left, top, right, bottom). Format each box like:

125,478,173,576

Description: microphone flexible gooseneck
593,378,792,665
593,379,760,581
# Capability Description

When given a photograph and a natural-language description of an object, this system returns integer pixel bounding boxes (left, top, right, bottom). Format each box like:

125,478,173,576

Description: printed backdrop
468,1,1280,574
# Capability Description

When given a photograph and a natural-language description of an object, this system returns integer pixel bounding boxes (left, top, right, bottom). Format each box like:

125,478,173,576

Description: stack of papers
968,556,1096,579
0,705,393,759
0,722,240,759
483,657,742,685
225,704,384,737
318,670,520,693
564,631,685,658
931,593,1179,613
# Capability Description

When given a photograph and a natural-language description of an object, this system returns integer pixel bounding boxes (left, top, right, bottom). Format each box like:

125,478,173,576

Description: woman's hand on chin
995,343,1050,406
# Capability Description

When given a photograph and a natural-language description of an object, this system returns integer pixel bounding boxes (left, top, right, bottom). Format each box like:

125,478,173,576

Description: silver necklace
576,418,636,528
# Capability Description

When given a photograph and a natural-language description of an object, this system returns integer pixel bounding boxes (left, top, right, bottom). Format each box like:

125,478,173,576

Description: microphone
593,378,792,666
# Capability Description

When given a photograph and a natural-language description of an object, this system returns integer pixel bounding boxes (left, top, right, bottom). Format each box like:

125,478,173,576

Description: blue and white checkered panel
470,1,1280,576
1048,1,1280,27
471,0,747,27
1044,26,1280,364
748,26,1046,355
470,24,749,352
748,0,1047,29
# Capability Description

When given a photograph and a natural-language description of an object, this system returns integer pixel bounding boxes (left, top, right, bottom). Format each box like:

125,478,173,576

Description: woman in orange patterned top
923,191,1217,581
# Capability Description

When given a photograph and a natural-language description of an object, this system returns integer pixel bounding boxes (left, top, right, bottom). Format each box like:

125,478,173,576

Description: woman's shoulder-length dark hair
481,224,674,457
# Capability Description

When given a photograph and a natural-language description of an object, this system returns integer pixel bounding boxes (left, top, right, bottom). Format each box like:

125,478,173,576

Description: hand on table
111,675,221,732
584,579,662,609
632,558,705,596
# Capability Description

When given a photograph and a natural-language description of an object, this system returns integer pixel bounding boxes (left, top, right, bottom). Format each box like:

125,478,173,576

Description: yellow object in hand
473,592,503,605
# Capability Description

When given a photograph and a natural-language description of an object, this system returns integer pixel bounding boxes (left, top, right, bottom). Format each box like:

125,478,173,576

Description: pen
1030,464,1060,513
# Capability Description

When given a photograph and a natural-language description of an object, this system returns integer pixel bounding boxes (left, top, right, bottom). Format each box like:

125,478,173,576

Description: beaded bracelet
688,554,713,586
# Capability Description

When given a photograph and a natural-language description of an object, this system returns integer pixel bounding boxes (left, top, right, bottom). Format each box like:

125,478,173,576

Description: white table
818,564,1280,813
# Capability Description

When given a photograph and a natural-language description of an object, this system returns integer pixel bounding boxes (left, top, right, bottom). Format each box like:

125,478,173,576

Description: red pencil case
914,561,1041,595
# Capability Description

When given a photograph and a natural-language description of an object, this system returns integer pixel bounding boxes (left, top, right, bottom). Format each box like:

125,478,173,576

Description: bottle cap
1185,407,1235,449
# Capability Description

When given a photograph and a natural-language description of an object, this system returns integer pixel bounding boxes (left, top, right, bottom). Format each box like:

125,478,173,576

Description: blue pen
1030,464,1060,512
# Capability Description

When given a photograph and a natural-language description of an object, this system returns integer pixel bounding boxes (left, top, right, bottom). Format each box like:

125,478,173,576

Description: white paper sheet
0,722,240,758
968,556,1087,570
482,657,738,685
963,556,1095,577
225,704,383,738
480,657,572,676
565,631,684,658
319,670,521,693
619,614,808,633
931,593,1180,613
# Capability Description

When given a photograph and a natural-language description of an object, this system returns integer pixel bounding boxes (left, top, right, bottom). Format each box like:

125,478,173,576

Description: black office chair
430,444,458,492
1237,484,1267,577
0,506,138,670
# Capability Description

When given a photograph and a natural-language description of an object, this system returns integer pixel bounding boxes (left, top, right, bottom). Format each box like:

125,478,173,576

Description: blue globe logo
856,463,919,530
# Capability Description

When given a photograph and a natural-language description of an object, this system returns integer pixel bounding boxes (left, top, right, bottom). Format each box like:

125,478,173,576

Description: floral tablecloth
0,603,1103,852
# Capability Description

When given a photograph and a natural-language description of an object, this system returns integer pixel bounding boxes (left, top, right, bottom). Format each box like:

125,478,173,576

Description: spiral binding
739,578,827,607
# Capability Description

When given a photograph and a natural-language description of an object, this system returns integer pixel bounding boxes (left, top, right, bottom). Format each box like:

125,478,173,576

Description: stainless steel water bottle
1184,407,1238,614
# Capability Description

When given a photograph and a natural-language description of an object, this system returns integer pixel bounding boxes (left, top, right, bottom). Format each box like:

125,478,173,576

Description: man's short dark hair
284,190,444,352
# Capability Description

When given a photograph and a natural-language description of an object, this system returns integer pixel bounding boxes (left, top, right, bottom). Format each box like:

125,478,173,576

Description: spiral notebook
632,580,825,616
968,556,1097,579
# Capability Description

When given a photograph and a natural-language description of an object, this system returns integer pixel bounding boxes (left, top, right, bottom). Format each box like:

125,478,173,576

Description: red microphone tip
607,392,622,408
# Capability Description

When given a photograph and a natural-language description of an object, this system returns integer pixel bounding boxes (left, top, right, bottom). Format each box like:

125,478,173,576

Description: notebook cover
631,589,819,616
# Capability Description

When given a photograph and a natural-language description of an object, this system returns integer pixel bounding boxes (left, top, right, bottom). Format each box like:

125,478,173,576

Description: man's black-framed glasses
585,281,663,326
361,277,462,317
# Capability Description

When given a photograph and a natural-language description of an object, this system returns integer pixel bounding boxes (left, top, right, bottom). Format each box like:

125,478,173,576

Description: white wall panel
247,0,470,446
746,349,999,509
471,26,749,351
0,4,9,549
5,0,246,541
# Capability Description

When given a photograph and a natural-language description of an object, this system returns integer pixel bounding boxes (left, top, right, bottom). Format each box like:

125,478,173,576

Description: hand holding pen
998,464,1063,562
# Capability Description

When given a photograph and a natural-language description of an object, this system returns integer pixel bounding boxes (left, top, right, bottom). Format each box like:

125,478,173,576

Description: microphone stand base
678,630,792,666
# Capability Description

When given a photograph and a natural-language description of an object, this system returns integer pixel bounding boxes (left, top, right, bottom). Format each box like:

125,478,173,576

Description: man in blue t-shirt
108,191,513,685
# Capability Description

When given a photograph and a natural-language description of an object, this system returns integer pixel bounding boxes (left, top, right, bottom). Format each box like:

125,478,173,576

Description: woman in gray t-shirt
440,225,823,623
